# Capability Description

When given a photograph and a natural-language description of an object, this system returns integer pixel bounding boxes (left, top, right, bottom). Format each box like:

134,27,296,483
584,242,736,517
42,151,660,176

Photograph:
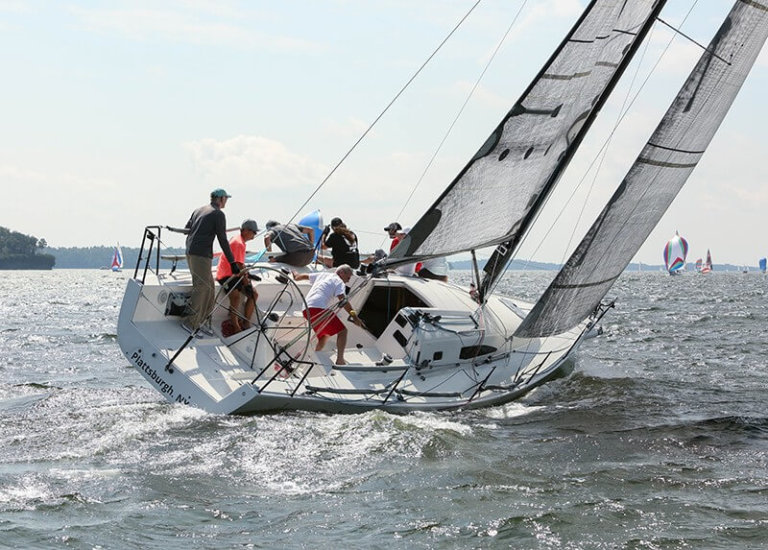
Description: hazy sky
1,0,765,266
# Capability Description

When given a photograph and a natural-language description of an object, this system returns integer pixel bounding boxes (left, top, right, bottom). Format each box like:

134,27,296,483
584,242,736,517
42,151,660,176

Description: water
1,269,767,549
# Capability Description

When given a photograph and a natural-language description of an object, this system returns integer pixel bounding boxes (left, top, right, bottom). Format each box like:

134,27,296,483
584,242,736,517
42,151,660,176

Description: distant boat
760,258,766,273
111,244,123,272
694,258,703,272
663,232,688,275
701,249,712,274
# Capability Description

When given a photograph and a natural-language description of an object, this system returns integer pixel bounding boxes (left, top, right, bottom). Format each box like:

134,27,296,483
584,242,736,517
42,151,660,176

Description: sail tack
386,0,666,267
516,0,768,338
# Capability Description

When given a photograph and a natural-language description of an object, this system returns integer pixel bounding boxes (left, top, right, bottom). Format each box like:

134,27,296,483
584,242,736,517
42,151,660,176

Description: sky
1,0,766,266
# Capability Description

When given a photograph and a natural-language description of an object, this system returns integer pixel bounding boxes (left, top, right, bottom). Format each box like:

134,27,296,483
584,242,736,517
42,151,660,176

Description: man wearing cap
292,264,365,365
182,188,239,335
216,219,260,333
384,222,402,252
263,220,315,267
322,217,360,268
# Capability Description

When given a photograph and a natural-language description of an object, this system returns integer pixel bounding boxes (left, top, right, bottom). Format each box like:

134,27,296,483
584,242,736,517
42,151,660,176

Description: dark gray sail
516,0,768,338
385,0,666,276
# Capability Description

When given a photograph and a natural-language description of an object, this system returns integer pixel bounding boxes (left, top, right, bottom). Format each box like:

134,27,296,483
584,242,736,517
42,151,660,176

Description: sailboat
111,244,123,272
701,249,712,274
663,232,688,275
694,258,703,272
116,0,768,414
759,258,766,273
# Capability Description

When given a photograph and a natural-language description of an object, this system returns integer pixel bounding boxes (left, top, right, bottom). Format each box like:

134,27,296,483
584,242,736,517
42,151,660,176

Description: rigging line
518,1,700,271
381,0,530,251
283,0,483,229
656,17,731,66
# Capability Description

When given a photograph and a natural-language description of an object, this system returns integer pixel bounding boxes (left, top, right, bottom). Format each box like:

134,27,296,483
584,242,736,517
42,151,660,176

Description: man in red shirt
216,219,259,333
384,222,402,251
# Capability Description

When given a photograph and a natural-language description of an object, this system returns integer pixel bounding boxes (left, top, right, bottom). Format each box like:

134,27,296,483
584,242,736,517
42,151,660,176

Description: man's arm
166,225,190,234
292,270,309,281
337,294,364,327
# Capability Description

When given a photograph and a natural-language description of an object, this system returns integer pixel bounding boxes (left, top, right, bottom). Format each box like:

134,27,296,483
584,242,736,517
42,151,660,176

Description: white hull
117,259,593,415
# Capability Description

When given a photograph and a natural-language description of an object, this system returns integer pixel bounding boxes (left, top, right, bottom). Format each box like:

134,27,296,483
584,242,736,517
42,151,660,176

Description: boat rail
132,225,167,284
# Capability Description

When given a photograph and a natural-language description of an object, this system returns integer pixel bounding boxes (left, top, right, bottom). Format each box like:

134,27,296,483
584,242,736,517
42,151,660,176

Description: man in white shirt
292,265,364,365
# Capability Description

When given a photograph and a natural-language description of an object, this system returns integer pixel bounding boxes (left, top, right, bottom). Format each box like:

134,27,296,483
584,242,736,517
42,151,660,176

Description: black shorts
217,276,254,298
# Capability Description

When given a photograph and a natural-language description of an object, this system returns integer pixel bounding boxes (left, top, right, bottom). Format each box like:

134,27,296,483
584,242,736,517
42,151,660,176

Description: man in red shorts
292,265,364,365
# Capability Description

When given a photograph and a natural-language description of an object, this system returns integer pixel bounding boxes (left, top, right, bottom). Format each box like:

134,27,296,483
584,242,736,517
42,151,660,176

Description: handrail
132,225,164,284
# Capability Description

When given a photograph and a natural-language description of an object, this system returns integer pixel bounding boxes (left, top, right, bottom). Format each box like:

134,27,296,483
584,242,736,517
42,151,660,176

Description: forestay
516,0,768,338
386,0,666,266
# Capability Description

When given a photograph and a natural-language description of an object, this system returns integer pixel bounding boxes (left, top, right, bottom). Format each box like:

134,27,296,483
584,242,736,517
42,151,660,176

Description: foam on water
2,270,768,548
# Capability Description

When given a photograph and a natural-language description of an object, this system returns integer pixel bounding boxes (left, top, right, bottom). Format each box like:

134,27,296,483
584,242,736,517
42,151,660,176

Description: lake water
1,269,767,549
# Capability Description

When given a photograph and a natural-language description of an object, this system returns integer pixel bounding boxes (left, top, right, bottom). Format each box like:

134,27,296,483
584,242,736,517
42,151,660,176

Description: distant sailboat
760,258,766,274
701,249,712,274
695,258,703,272
111,244,123,272
663,232,688,275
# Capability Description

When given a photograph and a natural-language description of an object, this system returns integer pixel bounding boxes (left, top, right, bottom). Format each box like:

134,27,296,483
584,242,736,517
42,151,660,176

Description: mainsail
385,0,666,293
760,257,766,273
701,248,712,273
516,0,768,338
111,244,123,272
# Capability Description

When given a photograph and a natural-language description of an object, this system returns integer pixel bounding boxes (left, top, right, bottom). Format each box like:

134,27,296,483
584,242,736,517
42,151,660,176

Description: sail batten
515,0,768,338
381,0,668,274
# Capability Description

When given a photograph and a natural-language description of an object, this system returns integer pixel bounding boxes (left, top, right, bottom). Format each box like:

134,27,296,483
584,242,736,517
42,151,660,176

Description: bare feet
335,358,348,366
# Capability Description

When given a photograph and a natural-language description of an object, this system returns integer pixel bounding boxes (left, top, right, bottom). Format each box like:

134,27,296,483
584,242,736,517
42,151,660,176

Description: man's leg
335,328,349,365
315,334,330,351
242,290,255,329
185,254,213,329
227,288,243,331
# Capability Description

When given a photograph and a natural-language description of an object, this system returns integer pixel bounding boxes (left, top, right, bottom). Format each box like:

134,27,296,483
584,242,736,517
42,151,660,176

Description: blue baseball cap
211,188,232,198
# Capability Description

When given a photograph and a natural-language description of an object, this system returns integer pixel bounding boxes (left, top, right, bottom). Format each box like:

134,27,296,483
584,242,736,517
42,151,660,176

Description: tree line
0,226,55,269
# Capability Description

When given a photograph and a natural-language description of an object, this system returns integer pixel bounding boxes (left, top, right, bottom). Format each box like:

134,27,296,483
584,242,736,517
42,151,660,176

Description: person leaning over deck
215,219,260,333
182,188,239,335
292,265,364,365
263,220,315,267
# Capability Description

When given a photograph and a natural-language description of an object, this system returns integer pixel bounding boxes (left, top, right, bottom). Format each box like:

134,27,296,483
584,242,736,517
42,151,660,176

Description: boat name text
130,351,175,396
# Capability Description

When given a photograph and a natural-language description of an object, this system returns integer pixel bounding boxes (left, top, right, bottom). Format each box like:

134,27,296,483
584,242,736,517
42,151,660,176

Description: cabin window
358,285,428,338
459,345,497,360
